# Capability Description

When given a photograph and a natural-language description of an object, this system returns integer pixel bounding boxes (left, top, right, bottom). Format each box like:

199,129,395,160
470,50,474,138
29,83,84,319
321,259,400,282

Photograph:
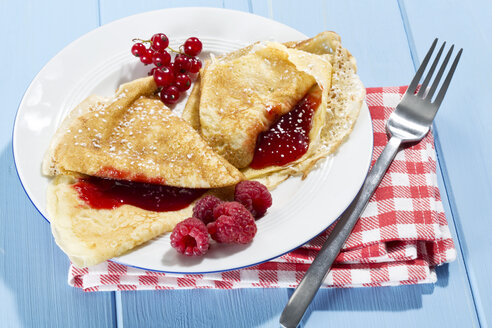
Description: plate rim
13,6,374,274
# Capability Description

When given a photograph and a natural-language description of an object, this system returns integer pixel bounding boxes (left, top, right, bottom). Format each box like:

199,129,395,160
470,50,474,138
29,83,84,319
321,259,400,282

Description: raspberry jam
74,176,206,212
249,91,321,169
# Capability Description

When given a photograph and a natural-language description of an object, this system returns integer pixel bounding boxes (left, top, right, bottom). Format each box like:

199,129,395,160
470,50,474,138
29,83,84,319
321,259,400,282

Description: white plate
13,7,373,273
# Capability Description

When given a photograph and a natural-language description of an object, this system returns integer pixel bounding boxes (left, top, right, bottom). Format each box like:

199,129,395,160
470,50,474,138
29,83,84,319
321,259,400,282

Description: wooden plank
121,289,288,327
222,0,251,12
99,0,223,23
0,0,116,327
402,0,492,326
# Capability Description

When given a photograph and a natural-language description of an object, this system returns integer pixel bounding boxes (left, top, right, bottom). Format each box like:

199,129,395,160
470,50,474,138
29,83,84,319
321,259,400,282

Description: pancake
44,77,245,267
47,175,196,267
181,69,203,131
47,174,239,267
183,32,365,189
195,42,332,169
43,76,243,189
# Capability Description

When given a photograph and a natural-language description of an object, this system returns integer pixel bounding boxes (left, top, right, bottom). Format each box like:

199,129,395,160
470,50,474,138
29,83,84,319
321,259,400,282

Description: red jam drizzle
249,92,321,169
74,176,206,212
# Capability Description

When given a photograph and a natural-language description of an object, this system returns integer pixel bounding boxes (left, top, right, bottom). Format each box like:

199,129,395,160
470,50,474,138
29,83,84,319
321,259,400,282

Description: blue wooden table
1,1,490,327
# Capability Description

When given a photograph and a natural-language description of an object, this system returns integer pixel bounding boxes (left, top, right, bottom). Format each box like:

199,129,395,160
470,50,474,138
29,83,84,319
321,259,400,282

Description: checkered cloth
69,86,456,291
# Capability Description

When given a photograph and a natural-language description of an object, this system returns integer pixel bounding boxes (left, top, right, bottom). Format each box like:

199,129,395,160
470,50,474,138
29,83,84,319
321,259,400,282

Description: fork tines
407,38,463,106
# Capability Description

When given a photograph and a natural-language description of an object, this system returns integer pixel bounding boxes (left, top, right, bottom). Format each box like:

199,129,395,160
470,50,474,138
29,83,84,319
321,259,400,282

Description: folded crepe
43,76,243,188
189,42,331,169
183,31,365,189
43,77,243,267
47,175,201,268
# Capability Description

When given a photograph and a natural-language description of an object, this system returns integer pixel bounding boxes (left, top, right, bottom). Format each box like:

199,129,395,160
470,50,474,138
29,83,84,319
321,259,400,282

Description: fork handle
279,136,402,328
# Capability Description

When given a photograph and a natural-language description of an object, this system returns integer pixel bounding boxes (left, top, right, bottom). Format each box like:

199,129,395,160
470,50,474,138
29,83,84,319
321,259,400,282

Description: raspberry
170,217,209,256
234,181,272,218
208,202,257,244
207,215,240,243
192,195,223,224
235,217,257,244
213,201,250,219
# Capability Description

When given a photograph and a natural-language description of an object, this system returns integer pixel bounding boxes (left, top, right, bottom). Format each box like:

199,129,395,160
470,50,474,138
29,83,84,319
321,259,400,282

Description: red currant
174,73,192,92
152,50,171,67
169,62,185,76
153,67,174,87
148,67,158,76
183,37,202,56
167,62,178,75
174,54,192,72
140,49,154,65
131,43,147,57
151,33,169,52
188,57,202,73
160,86,180,105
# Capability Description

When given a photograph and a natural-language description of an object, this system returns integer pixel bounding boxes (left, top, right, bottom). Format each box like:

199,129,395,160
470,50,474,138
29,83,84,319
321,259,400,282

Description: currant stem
167,46,181,54
132,38,152,44
132,38,192,57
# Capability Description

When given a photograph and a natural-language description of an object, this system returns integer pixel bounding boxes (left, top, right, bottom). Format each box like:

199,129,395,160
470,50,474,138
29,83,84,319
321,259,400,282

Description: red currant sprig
131,34,203,106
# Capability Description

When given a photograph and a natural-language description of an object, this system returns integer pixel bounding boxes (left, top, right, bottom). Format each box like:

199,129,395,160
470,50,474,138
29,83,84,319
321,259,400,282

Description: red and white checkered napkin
69,86,456,291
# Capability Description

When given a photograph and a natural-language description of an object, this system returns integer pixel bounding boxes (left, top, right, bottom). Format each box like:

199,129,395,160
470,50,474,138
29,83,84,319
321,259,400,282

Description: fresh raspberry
170,217,209,256
213,201,251,219
208,202,257,244
207,215,240,243
234,181,272,218
235,217,257,244
192,195,223,224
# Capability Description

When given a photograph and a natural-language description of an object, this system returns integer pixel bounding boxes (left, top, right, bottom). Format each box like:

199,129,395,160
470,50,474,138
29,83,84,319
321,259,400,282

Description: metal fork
280,39,462,328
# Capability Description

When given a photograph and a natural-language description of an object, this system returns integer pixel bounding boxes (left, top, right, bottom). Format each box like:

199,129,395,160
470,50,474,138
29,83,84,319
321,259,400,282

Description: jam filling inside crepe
250,87,322,169
73,166,207,212
74,174,207,212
